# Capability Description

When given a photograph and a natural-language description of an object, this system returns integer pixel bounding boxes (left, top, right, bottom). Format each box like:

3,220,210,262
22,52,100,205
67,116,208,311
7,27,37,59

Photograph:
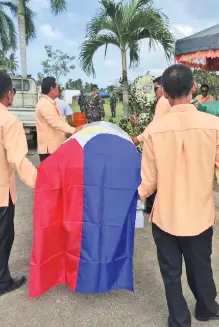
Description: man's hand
131,136,140,146
101,117,104,121
195,101,200,108
75,125,84,133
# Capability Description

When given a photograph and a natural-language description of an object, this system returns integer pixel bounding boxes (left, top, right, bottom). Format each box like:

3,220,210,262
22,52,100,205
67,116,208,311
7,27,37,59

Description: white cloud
104,60,118,68
40,24,63,39
67,13,80,23
173,25,195,37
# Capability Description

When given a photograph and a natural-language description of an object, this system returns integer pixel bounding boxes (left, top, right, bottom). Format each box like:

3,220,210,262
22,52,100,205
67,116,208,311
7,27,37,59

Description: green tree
84,82,93,93
66,78,83,90
0,51,18,75
79,0,174,117
36,72,45,86
17,0,67,77
0,51,10,71
8,53,18,75
0,1,17,52
107,84,117,93
42,45,75,82
193,69,219,100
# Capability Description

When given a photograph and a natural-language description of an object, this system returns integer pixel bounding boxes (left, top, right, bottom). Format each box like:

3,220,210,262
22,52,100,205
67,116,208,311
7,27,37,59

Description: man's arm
39,102,76,134
3,119,37,188
64,103,73,126
131,127,149,146
138,133,157,199
67,115,73,126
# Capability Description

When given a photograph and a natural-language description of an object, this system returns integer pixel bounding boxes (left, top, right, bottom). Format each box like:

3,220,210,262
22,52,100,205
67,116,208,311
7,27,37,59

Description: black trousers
111,107,116,117
152,224,218,327
145,191,157,211
39,154,50,163
0,195,15,291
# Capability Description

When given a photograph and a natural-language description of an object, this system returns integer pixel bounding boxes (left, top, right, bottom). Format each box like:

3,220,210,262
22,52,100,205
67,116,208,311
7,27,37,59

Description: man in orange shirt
132,76,171,214
0,72,37,296
132,76,171,146
36,77,82,163
139,64,219,326
195,83,215,107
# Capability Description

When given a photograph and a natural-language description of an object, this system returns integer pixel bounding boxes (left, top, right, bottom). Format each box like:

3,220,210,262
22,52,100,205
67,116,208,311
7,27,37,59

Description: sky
15,0,219,87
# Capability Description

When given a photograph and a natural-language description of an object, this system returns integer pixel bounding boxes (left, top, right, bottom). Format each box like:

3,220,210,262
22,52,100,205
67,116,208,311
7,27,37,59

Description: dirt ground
0,152,219,327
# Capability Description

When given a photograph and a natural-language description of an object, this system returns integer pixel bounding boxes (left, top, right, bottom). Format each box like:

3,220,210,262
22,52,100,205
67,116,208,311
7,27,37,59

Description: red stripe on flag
29,139,84,297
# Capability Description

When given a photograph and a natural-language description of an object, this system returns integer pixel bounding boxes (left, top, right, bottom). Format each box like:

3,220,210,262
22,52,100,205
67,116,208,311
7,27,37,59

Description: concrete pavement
0,153,219,327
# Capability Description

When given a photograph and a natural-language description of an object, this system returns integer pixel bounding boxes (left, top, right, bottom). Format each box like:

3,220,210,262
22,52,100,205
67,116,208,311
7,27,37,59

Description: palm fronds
0,1,17,51
50,0,67,15
80,33,120,76
79,0,175,77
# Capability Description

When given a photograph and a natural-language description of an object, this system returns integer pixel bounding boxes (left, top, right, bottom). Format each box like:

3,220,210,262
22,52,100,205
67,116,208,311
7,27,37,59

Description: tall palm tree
79,0,175,118
18,0,67,77
0,1,17,52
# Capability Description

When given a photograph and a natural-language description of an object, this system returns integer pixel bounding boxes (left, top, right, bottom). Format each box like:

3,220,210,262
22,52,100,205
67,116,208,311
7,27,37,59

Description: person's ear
191,82,197,95
7,90,13,105
163,89,168,99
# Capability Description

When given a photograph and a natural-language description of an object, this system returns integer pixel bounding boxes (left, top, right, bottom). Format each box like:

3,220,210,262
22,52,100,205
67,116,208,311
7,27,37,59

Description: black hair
41,76,56,95
153,76,162,85
201,83,209,90
92,84,98,89
0,72,12,99
162,64,193,99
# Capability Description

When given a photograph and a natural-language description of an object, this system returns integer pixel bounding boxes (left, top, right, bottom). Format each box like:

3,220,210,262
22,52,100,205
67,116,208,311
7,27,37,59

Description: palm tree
0,1,17,52
8,52,19,75
18,0,67,77
79,0,175,118
0,51,18,74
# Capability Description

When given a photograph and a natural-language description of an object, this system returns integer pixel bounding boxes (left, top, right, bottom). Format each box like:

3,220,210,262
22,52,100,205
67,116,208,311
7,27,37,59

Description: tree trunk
121,50,129,118
18,0,27,77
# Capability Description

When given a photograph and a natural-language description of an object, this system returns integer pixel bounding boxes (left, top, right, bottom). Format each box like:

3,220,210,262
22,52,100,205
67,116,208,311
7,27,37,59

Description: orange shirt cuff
17,157,37,189
137,133,144,143
138,183,156,199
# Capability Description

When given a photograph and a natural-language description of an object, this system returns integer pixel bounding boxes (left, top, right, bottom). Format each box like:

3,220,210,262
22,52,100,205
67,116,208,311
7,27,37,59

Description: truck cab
9,76,38,141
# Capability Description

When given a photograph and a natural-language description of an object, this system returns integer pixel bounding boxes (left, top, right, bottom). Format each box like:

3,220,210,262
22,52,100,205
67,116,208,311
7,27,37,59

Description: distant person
0,72,37,296
132,76,171,214
78,90,87,113
85,85,105,123
110,93,117,118
195,83,215,107
139,64,219,326
56,86,73,126
36,77,83,163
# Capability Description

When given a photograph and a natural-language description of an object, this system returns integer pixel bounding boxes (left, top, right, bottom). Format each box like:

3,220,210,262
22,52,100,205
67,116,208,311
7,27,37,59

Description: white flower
131,74,156,113
139,112,150,124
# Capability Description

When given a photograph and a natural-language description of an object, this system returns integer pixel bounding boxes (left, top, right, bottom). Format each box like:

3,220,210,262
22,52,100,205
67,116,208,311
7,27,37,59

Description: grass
70,98,123,124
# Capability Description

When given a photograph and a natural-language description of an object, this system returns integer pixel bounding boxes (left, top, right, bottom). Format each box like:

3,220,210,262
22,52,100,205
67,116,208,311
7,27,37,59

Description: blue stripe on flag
75,134,141,293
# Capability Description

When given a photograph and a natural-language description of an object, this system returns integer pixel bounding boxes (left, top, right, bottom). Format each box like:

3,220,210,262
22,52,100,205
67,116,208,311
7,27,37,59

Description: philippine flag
29,122,141,297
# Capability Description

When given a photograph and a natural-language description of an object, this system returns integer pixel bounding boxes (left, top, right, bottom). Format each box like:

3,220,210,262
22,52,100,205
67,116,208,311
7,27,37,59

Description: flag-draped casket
29,122,141,297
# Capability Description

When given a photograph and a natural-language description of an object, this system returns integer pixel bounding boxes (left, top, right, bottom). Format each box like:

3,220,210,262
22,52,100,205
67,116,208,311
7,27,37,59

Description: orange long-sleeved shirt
36,95,75,154
195,94,215,103
138,104,219,236
0,104,37,206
